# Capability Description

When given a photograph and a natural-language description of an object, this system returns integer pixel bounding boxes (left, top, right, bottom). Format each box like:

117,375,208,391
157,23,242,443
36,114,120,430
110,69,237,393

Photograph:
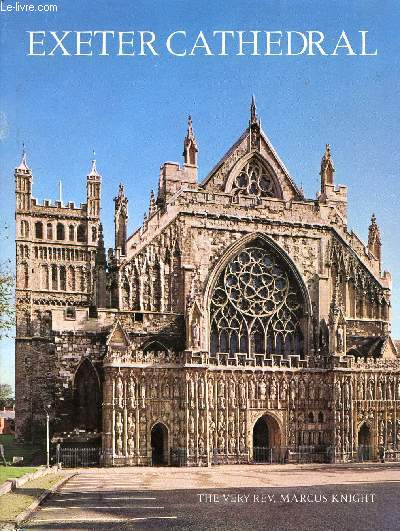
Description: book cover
0,1,399,529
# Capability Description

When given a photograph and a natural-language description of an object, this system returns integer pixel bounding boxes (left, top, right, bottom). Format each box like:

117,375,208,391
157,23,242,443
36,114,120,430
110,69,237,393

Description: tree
0,383,13,408
0,222,15,338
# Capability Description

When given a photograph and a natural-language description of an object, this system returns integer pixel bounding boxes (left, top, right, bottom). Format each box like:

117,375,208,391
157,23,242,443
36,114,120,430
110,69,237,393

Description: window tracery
231,158,281,199
210,243,304,357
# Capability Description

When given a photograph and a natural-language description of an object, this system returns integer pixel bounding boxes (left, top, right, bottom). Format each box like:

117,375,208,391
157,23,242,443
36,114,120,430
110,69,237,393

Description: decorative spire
183,115,198,166
149,189,156,216
95,223,107,266
319,143,335,197
89,158,99,177
368,213,382,264
16,144,30,171
114,183,128,254
320,144,335,181
250,95,258,125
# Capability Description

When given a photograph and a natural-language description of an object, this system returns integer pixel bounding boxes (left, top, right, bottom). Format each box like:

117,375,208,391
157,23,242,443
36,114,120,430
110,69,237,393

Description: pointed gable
201,99,303,201
107,319,130,347
381,336,398,359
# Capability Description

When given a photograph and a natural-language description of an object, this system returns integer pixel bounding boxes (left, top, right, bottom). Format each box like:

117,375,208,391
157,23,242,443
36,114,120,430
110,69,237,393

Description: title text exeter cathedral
15,99,400,465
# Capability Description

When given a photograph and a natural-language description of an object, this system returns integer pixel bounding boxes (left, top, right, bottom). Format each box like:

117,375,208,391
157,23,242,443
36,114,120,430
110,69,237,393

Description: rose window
232,159,280,198
210,243,304,357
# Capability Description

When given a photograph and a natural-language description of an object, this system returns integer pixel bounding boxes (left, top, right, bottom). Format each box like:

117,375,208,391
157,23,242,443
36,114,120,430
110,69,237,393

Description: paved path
24,464,400,530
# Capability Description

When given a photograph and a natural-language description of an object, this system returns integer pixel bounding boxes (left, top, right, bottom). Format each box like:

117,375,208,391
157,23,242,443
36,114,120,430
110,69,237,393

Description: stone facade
15,100,400,465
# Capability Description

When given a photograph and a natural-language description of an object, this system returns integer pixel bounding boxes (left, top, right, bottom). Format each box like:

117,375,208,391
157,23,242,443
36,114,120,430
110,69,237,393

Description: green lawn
0,466,38,484
0,434,42,465
0,473,65,524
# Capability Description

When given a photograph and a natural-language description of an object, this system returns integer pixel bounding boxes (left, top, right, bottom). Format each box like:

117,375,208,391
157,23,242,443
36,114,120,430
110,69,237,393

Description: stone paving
24,463,400,530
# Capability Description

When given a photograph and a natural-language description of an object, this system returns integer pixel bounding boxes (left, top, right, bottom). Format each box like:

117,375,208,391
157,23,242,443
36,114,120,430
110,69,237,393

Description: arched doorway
151,423,168,465
252,414,281,462
73,359,101,432
358,423,372,461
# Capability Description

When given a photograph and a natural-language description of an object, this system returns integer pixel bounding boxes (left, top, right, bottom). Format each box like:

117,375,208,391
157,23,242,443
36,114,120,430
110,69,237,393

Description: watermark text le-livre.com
1,1,58,13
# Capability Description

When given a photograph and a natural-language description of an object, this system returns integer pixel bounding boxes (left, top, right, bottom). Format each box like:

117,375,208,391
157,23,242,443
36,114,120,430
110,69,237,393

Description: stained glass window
210,243,304,357
231,158,281,198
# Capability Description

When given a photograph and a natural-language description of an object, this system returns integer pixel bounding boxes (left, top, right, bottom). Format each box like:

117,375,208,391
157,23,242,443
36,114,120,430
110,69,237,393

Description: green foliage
0,466,37,483
0,472,64,523
0,222,15,339
0,383,14,408
0,435,42,465
0,383,13,401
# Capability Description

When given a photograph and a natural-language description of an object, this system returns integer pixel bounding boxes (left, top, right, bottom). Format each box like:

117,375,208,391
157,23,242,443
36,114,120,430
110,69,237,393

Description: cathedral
15,99,400,466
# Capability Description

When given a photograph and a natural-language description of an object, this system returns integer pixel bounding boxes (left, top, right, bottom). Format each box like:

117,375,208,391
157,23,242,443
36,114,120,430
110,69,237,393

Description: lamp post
43,404,51,467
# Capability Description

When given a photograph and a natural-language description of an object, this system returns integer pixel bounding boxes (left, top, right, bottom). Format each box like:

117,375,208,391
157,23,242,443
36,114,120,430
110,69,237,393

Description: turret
183,115,198,168
157,116,199,208
318,144,347,222
320,144,335,196
249,95,261,151
368,213,382,271
15,148,32,212
114,183,128,255
87,158,101,219
94,223,107,308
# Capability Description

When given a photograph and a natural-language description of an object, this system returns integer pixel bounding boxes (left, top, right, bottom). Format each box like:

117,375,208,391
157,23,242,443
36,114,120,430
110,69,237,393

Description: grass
0,434,42,465
0,473,65,524
0,466,38,484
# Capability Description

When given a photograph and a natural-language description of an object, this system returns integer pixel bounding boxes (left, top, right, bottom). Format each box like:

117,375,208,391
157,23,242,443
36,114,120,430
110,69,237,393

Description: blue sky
0,1,399,391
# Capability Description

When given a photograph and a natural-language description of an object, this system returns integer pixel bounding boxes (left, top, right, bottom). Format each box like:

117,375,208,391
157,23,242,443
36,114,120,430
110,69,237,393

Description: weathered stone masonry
15,99,399,465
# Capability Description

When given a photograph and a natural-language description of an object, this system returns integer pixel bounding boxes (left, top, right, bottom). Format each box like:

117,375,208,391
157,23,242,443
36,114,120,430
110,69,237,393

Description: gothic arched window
210,240,305,358
47,223,53,240
77,224,85,242
231,158,281,199
35,221,43,239
56,223,65,240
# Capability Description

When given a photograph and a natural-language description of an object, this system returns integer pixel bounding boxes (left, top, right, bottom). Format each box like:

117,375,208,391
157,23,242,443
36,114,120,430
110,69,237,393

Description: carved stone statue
229,378,236,406
191,318,200,348
188,377,195,409
249,379,256,400
128,378,136,408
198,437,205,455
367,378,374,400
198,378,205,409
218,379,226,409
280,378,288,401
336,325,344,352
240,380,246,408
208,381,215,409
299,380,306,401
127,437,135,455
308,380,315,401
270,378,277,401
116,377,124,408
258,380,266,400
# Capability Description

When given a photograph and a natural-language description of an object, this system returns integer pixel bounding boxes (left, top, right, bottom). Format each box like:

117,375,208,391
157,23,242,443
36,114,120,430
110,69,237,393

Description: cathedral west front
14,99,400,466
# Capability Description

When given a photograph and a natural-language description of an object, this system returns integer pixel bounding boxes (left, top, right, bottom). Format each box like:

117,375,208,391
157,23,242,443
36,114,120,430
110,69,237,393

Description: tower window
69,225,75,241
35,221,43,239
60,266,66,291
77,224,85,242
51,265,58,290
20,220,29,238
47,223,53,240
56,223,65,240
92,226,97,242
